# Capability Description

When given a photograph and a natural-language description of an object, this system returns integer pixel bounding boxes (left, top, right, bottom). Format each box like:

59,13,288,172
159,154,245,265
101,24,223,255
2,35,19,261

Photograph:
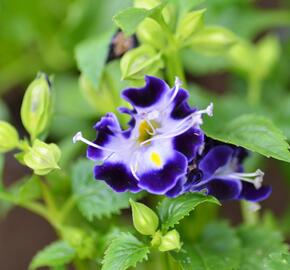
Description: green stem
164,49,187,87
247,75,262,106
241,200,259,225
59,195,77,223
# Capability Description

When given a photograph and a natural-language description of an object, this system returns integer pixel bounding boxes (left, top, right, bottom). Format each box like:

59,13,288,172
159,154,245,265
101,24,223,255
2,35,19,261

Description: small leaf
102,232,149,270
172,222,241,270
204,114,290,163
157,193,220,231
238,226,290,270
75,30,114,88
17,175,41,203
71,159,142,221
29,241,75,270
113,5,163,36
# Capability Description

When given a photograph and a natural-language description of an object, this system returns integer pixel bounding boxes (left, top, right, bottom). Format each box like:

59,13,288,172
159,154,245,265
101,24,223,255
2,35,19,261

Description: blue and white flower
73,76,212,195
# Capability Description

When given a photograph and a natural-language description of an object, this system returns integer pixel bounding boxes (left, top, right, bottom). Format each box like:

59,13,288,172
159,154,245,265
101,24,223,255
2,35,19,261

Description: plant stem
241,200,259,225
247,75,261,106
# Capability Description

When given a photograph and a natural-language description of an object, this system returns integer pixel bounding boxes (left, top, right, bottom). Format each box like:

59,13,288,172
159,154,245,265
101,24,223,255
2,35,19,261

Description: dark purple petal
87,113,121,160
199,145,234,179
122,76,170,108
170,88,195,119
173,128,204,161
201,177,242,200
239,182,272,202
94,162,140,193
138,152,187,194
165,177,186,197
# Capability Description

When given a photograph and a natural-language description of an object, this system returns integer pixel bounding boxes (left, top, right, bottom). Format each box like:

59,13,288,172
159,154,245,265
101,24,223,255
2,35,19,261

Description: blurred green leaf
71,159,142,221
172,222,241,270
157,193,220,231
75,30,114,88
238,226,290,270
102,232,149,270
29,240,75,270
204,114,290,163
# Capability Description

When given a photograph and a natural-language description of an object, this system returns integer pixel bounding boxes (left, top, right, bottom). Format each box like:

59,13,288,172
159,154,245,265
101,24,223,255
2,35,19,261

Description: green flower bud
21,72,52,140
189,26,237,55
0,121,19,153
61,226,96,259
151,230,162,247
134,0,160,9
130,199,159,235
176,9,206,42
120,45,164,81
23,139,61,175
137,18,167,50
159,229,181,252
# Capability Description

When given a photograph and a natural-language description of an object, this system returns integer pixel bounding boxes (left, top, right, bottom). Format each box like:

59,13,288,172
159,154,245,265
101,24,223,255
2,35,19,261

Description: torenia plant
1,1,290,270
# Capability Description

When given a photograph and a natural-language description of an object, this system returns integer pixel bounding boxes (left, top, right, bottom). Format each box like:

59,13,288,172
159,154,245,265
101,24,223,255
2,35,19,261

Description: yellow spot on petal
151,152,162,167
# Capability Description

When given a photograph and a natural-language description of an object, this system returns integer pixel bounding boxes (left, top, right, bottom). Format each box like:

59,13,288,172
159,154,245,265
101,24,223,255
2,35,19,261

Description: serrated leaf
204,114,290,163
102,232,149,270
75,30,114,88
157,193,220,231
172,222,241,270
71,159,142,221
29,241,75,270
238,226,290,270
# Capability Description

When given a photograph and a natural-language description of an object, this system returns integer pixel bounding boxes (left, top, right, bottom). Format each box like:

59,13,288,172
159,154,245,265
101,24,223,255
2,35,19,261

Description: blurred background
1,0,290,269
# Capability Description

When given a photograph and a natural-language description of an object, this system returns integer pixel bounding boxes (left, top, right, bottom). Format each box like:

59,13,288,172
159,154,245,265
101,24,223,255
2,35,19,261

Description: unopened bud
189,26,237,55
176,9,206,42
130,199,159,235
21,72,52,140
23,139,61,175
158,229,181,252
120,45,164,81
0,121,19,153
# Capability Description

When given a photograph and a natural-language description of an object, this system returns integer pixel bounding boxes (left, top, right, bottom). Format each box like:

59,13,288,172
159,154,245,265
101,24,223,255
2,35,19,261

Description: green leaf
75,30,114,88
71,159,142,221
172,222,241,270
203,114,290,163
238,226,290,270
102,232,149,270
113,5,163,36
29,241,75,270
157,193,220,231
17,175,41,203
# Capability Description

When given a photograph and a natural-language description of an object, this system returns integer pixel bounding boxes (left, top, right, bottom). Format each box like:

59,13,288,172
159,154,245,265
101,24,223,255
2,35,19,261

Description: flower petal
122,76,170,110
199,145,234,179
94,162,140,193
138,151,187,194
165,177,186,197
201,177,242,200
170,88,195,119
173,127,204,161
239,182,272,202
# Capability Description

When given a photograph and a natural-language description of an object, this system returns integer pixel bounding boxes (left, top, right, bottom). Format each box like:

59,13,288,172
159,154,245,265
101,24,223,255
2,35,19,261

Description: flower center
137,120,159,143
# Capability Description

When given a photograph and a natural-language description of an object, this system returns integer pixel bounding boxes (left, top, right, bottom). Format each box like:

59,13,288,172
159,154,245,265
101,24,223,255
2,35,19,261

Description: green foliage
204,114,290,163
71,159,141,221
238,226,290,270
102,232,149,270
75,30,114,88
157,193,220,231
29,240,75,270
0,121,19,153
172,222,241,270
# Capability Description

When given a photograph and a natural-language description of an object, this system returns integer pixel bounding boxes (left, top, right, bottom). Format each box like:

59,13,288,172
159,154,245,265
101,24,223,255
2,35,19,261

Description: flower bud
23,139,61,175
189,26,237,55
120,45,164,81
21,72,52,139
0,121,19,153
61,226,96,259
176,9,206,42
130,199,159,235
134,0,160,9
137,18,167,50
158,229,181,252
